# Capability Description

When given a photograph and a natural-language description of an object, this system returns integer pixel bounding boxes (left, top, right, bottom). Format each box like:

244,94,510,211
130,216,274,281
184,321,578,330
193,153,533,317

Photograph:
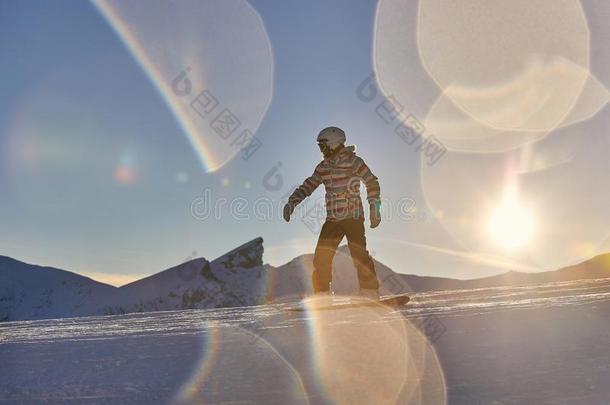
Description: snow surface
2,276,610,404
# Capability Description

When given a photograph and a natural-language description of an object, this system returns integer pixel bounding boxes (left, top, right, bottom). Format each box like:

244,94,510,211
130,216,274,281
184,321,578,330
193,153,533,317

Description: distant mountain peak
214,237,263,270
219,237,263,256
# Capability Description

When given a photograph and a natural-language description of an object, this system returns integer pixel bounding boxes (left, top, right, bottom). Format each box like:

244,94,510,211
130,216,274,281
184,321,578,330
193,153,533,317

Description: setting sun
488,188,535,251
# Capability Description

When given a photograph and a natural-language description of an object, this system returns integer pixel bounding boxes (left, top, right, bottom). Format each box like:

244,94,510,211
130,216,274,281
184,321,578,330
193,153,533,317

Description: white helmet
317,126,346,149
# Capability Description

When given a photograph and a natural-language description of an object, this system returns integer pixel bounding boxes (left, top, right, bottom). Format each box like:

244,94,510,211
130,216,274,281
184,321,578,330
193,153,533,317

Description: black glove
370,201,381,228
283,203,294,222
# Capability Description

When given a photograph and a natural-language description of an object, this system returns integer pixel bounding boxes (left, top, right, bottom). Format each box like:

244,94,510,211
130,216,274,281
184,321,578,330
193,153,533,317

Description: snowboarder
283,126,382,300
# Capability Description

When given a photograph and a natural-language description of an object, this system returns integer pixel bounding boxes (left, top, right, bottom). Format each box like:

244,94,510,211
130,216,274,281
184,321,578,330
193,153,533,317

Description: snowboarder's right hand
283,203,294,222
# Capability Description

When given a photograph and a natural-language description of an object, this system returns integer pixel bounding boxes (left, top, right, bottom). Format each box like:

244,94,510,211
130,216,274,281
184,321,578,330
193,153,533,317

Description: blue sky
1,0,608,285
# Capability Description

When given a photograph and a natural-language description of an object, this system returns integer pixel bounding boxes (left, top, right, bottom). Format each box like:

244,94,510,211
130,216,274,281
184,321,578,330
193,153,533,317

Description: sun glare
488,188,534,251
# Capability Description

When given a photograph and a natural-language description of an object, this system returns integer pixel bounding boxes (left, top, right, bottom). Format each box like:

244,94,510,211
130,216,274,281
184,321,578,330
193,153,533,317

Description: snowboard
284,293,410,312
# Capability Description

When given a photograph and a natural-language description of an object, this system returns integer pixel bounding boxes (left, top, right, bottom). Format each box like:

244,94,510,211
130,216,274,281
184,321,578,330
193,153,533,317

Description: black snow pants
312,218,379,293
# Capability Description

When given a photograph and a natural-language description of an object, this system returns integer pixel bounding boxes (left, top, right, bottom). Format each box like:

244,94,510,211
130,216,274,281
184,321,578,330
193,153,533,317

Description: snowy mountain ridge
2,237,610,322
0,255,117,322
0,238,267,322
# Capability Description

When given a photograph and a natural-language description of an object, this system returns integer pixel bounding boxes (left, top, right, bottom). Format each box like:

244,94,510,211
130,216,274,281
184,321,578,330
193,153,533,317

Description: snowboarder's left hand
370,201,381,228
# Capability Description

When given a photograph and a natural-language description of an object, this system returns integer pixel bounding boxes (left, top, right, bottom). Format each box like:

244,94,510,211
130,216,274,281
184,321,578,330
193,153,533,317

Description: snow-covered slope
0,238,267,322
107,237,267,314
0,256,118,321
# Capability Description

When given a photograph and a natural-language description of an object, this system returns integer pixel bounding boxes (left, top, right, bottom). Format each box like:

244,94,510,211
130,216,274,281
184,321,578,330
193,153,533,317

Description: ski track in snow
2,277,610,404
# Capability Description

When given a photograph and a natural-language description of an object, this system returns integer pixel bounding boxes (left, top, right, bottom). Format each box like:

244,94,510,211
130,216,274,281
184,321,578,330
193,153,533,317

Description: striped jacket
288,145,381,221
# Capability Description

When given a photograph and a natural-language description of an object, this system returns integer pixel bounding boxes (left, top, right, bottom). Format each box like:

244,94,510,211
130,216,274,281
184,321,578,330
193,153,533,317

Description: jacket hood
324,144,356,162
342,145,356,154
